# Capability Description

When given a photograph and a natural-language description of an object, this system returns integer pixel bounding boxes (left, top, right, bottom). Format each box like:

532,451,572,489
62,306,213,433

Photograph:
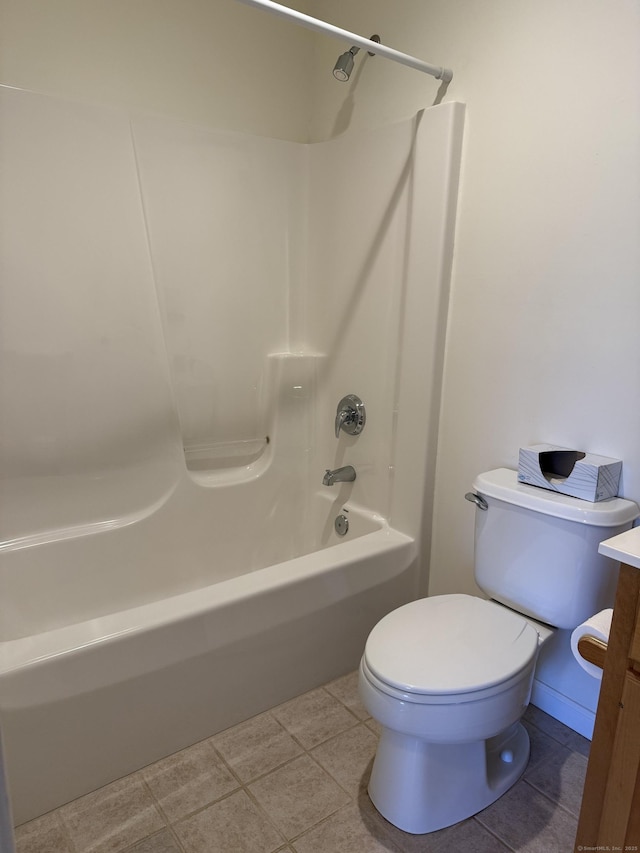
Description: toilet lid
364,594,539,696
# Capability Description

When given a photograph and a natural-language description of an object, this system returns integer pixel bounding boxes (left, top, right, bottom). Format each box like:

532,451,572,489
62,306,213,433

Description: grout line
207,713,308,787
285,803,349,846
167,825,188,853
206,739,248,788
525,709,592,753
240,748,357,845
56,811,80,853
167,786,247,828
475,779,579,849
120,827,187,853
138,757,243,827
522,775,584,821
306,728,370,798
471,817,519,852
239,775,291,845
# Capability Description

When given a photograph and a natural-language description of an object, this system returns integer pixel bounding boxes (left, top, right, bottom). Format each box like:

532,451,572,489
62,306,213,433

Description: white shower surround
0,86,464,823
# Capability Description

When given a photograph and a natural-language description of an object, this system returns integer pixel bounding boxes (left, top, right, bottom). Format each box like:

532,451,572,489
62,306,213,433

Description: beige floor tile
429,819,512,853
522,718,569,774
174,789,284,853
524,745,588,817
523,705,571,742
559,729,591,759
212,711,303,782
59,775,165,853
141,739,238,821
324,671,370,720
292,802,400,853
15,811,74,853
311,723,378,797
524,705,591,757
272,688,358,749
475,778,578,852
248,754,350,839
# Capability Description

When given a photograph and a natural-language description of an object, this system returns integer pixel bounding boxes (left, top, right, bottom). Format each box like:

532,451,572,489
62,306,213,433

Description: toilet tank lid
474,468,639,527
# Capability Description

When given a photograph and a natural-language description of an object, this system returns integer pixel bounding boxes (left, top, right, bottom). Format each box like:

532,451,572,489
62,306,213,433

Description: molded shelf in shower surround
184,438,268,471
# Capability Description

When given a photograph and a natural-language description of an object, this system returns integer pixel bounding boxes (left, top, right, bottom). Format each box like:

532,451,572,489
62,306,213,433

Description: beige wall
308,0,640,598
0,0,314,141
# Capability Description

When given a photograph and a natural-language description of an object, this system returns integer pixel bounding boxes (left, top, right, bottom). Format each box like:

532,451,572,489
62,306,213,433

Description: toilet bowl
359,594,546,834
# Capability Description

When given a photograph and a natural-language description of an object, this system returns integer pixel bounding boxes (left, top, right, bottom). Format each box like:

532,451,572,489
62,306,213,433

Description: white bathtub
0,480,416,824
0,92,464,829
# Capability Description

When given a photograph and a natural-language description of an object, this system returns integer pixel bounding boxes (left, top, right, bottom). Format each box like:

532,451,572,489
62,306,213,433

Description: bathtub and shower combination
0,79,464,824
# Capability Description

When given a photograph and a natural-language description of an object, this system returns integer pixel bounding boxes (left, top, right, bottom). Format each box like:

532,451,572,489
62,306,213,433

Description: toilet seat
363,594,539,700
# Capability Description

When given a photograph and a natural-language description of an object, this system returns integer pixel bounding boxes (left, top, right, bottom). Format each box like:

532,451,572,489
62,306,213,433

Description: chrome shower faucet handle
334,394,366,438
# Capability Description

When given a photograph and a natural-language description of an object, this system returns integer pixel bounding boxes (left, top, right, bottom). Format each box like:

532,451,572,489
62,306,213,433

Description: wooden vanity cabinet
575,561,640,849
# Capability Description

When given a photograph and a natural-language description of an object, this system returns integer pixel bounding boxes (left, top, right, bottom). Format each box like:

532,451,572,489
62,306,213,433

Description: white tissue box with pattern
517,444,621,502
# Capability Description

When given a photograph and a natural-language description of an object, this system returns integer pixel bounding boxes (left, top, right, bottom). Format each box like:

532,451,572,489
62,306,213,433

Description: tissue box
517,444,621,502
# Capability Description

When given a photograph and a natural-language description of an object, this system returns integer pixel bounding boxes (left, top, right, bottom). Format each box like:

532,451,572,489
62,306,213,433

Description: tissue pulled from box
517,443,621,502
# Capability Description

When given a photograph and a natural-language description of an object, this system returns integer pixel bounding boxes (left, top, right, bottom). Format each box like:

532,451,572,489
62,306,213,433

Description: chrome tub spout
323,465,356,486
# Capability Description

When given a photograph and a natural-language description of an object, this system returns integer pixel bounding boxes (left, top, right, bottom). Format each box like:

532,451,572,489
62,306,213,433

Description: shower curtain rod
234,0,453,83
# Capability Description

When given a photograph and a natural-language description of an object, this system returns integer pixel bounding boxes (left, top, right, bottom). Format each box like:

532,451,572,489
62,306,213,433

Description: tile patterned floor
15,671,589,853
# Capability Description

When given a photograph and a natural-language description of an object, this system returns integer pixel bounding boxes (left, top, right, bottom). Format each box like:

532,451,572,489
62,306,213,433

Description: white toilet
359,468,638,834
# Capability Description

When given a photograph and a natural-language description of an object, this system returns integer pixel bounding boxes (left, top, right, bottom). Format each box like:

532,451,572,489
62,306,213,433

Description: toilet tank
472,468,639,629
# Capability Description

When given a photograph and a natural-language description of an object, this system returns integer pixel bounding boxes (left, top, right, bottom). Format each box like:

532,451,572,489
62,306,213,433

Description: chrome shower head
332,35,380,82
333,46,359,82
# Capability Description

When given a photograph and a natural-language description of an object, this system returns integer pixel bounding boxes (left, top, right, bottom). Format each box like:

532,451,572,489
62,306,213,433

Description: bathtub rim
0,525,416,702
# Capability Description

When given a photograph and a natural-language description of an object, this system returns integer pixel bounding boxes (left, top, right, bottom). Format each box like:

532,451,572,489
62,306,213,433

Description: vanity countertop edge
599,526,640,570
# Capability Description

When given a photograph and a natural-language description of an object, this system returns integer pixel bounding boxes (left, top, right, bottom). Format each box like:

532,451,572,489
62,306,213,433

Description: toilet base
368,720,530,834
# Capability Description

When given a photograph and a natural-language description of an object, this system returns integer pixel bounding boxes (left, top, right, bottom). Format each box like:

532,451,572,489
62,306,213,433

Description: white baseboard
530,679,595,740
